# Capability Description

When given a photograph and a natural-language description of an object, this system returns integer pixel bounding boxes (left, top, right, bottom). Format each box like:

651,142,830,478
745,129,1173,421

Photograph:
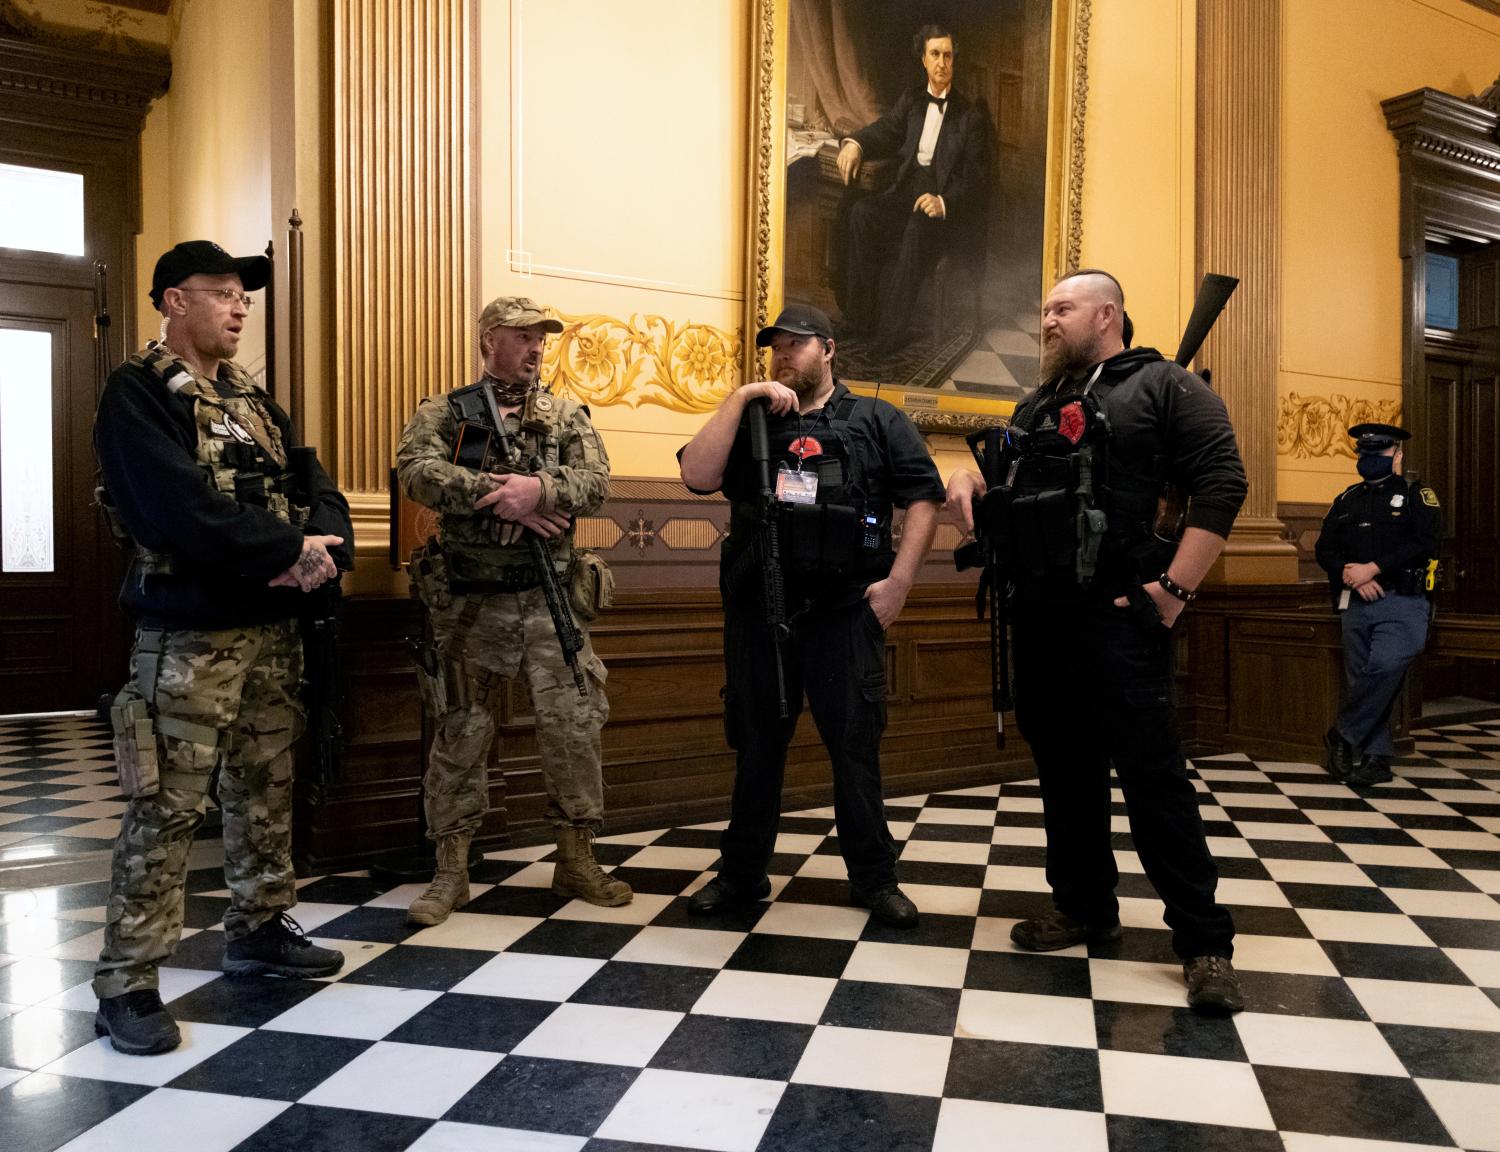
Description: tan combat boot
552,824,633,906
407,831,472,926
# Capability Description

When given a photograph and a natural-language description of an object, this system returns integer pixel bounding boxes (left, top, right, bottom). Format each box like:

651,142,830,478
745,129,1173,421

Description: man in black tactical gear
1316,423,1440,788
678,304,944,928
947,270,1248,1013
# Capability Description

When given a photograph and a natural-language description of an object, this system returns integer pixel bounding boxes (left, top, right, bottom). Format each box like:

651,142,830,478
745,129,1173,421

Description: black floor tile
860,911,975,950
1410,914,1500,950
1359,864,1479,891
386,992,557,1053
757,1083,940,1152
570,960,717,1012
776,817,834,836
988,843,1048,867
228,1103,432,1152
1435,847,1500,871
819,979,961,1034
650,895,767,933
725,932,854,978
1213,858,1273,881
1380,1022,1500,1083
1275,882,1400,913
1245,840,1350,862
965,950,1091,997
0,1005,101,1070
895,860,987,888
168,1029,370,1099
293,874,392,905
463,884,571,918
907,822,993,844
168,972,325,1027
1323,826,1422,847
926,792,1001,810
313,907,423,945
1104,1115,1285,1152
0,1072,152,1152
1319,940,1472,984
3,797,81,814
1254,1064,1453,1144
1089,928,1179,966
773,876,854,907
649,827,725,849
1093,1000,1246,1062
977,889,1056,921
159,927,227,970
339,944,492,991
0,814,90,834
603,866,701,896
1221,906,1312,939
444,1055,639,1134
1231,970,1369,1019
0,957,97,1005
506,918,640,960
182,894,232,929
944,1037,1102,1110
648,1013,813,1080
993,810,1047,828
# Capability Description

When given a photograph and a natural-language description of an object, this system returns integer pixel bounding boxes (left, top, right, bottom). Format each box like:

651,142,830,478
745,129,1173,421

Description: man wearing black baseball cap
90,241,353,1054
678,303,945,928
1316,422,1441,787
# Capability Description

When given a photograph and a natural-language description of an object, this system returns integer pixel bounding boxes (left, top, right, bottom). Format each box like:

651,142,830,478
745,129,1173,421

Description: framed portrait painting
743,0,1091,434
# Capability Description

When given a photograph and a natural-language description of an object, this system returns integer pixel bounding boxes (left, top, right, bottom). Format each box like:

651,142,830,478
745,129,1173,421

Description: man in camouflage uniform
396,295,628,923
91,241,353,1055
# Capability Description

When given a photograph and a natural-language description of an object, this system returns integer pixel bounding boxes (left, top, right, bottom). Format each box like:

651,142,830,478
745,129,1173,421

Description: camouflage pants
424,587,608,838
93,620,305,1000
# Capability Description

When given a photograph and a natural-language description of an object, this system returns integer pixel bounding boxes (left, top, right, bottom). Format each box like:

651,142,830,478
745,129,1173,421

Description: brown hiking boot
407,831,473,926
552,824,632,906
1010,910,1123,952
1184,955,1245,1014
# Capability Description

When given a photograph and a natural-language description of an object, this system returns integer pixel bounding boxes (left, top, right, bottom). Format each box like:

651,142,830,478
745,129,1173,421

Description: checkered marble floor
1,721,1498,1151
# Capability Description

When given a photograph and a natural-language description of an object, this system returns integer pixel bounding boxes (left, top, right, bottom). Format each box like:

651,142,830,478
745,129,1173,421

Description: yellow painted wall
1280,0,1500,503
135,93,171,350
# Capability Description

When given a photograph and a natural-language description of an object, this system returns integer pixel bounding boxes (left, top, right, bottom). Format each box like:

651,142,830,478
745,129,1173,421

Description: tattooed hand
268,534,344,591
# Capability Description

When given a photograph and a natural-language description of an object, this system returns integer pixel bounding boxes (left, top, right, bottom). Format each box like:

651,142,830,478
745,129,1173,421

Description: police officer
947,270,1248,1012
396,296,629,924
93,241,353,1055
1316,423,1440,787
678,303,945,927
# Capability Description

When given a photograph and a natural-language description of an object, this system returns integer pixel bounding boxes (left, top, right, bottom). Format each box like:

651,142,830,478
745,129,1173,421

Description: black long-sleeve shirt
95,358,352,629
1315,473,1441,589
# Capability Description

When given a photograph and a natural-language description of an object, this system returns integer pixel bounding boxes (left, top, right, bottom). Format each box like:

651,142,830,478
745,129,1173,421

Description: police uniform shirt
1315,472,1441,589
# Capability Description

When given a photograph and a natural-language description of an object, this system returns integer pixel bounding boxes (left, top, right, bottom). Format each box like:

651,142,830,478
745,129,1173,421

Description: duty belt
451,564,540,594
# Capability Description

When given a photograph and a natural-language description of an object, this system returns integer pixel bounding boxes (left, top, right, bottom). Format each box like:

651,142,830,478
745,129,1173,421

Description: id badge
1338,588,1351,611
775,466,818,505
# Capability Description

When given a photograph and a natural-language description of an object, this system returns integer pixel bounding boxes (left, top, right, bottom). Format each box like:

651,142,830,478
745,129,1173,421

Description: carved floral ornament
1276,393,1402,459
542,312,743,414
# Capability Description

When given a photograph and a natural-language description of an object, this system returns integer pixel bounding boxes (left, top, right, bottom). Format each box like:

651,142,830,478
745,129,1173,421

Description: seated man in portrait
836,23,992,350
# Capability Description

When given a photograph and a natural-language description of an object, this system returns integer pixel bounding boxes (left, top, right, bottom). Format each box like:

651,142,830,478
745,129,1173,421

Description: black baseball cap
1348,422,1411,454
151,241,271,310
755,302,834,346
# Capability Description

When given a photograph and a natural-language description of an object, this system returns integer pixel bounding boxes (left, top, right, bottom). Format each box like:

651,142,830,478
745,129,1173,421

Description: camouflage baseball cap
479,296,564,335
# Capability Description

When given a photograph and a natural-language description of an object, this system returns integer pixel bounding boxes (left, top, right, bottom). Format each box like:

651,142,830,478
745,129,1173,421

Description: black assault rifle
747,399,790,718
449,382,589,697
289,445,347,786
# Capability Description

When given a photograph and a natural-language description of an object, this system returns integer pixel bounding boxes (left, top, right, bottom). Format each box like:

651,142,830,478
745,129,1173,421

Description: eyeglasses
177,288,256,310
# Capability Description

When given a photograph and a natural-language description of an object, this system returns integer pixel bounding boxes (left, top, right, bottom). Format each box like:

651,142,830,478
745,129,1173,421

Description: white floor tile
509,1002,681,1067
691,970,836,1025
1215,878,1292,908
498,863,556,888
1216,792,1297,809
1098,1049,1275,1129
1337,843,1449,869
403,913,543,951
991,825,1048,847
916,806,996,826
1445,946,1500,987
994,795,1044,812
1296,909,1433,946
1345,977,1500,1031
549,892,672,927
1282,1129,1495,1151
1232,1013,1406,1075
0,1065,23,1089
613,925,747,968
1205,835,1257,858
1414,1077,1500,1152
594,1067,785,1152
595,829,667,846
955,988,1097,1048
933,1098,1108,1152
773,833,825,855
311,938,393,982
487,844,557,863
260,982,441,1040
406,1122,586,1151
1117,897,1168,931
791,1024,951,1096
1407,828,1500,851
52,1087,286,1152
41,1020,249,1086
1088,959,1185,1008
903,883,983,917
1229,933,1339,977
1303,809,1401,829
1382,887,1500,920
751,901,867,941
900,839,990,866
1278,781,1364,799
364,882,494,910
1235,822,1331,843
842,940,967,989
1459,868,1500,894
1113,850,1145,874
1261,859,1374,887
301,1040,501,1118
984,865,1051,892
1366,799,1457,817
449,952,604,1001
619,845,722,872
794,854,848,880
42,966,221,1012
947,783,1001,798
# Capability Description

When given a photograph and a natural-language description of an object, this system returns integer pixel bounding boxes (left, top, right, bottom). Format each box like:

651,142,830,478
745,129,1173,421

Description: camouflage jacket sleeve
395,397,497,514
539,397,610,517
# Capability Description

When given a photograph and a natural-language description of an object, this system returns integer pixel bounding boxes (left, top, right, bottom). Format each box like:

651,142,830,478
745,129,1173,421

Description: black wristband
1158,573,1197,603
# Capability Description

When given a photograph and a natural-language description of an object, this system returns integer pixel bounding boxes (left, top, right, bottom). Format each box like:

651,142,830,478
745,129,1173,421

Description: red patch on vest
788,435,823,459
1057,401,1086,444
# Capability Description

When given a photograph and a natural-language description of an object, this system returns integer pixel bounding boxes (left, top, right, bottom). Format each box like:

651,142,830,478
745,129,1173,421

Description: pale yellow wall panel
135,94,171,350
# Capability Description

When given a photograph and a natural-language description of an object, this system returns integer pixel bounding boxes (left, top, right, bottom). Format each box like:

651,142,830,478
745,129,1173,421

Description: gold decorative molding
1277,393,1402,459
543,312,742,414
333,0,472,493
1058,0,1091,276
0,0,169,60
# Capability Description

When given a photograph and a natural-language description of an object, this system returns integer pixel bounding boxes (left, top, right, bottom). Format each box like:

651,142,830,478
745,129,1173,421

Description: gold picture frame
742,0,1091,434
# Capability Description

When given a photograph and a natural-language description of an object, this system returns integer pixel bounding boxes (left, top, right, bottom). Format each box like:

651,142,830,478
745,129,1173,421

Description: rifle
449,381,588,698
288,445,346,786
955,426,1014,748
747,400,790,718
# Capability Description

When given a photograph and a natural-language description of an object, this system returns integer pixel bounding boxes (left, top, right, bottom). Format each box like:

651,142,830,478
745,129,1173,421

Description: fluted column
333,0,473,497
1196,0,1298,583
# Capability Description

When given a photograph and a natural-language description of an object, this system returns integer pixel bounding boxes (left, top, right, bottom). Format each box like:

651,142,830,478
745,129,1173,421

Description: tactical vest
731,391,893,579
100,343,305,578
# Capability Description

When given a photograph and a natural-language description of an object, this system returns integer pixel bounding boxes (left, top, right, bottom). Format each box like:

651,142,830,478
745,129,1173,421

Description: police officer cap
479,296,565,335
1347,422,1411,454
151,241,270,310
755,302,834,346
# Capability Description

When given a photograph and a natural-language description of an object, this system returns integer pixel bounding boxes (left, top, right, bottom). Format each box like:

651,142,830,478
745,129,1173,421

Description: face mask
1357,454,1394,482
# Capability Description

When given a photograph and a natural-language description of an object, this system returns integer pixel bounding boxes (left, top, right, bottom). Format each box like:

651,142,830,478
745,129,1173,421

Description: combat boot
407,831,474,926
94,989,181,1055
1324,727,1355,783
1347,753,1394,788
553,824,633,906
223,912,344,978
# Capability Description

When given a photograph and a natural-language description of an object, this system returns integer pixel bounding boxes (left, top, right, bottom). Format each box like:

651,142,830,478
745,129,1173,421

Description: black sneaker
94,988,181,1055
223,912,344,978
1347,754,1394,788
1010,910,1123,952
1324,727,1354,782
1184,955,1245,1013
850,884,919,928
687,874,772,916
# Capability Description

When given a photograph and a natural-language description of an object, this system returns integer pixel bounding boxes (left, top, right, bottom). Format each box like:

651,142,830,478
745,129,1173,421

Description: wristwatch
1158,573,1197,603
